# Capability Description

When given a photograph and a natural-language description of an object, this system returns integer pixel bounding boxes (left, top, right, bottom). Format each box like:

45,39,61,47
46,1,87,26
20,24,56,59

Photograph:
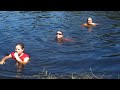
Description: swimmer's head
15,43,25,54
87,17,93,24
56,31,64,39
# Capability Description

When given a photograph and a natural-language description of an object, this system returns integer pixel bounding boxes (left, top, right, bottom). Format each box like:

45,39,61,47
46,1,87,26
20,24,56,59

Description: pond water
0,11,120,79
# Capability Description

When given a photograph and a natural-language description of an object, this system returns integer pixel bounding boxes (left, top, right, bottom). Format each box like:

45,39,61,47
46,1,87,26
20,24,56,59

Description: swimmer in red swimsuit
0,43,30,69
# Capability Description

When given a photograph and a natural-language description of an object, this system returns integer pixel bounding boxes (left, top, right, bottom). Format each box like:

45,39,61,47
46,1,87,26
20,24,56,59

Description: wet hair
16,43,24,49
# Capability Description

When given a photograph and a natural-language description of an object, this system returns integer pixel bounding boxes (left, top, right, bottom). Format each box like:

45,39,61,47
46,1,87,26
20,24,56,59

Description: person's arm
63,38,75,42
0,54,12,64
16,57,30,65
14,53,30,65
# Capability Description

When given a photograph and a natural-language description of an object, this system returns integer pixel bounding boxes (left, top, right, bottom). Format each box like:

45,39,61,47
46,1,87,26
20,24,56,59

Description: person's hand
14,52,19,58
0,61,5,65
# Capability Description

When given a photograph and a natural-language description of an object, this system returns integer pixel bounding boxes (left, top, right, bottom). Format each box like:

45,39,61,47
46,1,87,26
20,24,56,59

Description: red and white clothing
11,52,29,61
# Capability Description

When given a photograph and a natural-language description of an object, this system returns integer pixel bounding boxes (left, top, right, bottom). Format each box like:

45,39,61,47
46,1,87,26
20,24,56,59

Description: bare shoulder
92,23,98,26
24,57,30,62
82,23,88,26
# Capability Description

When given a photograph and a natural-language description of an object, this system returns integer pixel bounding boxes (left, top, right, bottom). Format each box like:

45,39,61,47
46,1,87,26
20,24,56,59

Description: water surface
0,11,120,79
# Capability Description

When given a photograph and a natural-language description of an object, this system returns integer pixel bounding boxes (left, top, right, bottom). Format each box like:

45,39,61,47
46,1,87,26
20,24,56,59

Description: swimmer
55,31,74,43
82,17,98,27
0,43,30,70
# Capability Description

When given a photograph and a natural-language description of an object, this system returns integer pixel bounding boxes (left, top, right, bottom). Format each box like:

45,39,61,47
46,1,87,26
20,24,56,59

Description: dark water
0,11,120,79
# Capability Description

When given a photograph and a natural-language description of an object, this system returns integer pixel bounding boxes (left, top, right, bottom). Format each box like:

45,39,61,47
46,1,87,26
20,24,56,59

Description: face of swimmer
87,17,93,25
15,44,24,55
56,31,64,39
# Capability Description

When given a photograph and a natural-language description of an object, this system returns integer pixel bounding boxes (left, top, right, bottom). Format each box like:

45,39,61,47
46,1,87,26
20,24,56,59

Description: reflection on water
0,11,120,79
